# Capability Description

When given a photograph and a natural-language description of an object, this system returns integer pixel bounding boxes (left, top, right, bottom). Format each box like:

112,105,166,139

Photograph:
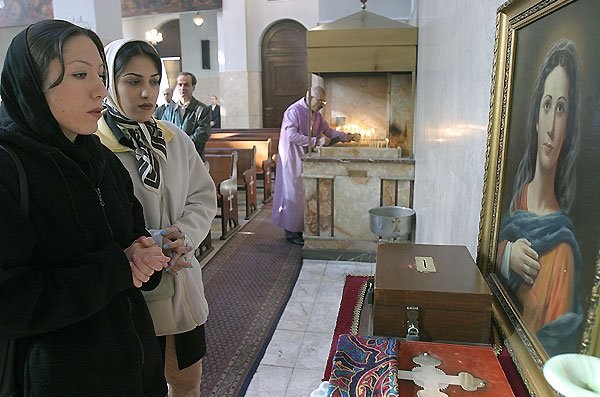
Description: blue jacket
161,97,211,158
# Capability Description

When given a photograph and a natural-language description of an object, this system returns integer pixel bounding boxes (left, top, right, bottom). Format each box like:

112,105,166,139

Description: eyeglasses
314,98,327,105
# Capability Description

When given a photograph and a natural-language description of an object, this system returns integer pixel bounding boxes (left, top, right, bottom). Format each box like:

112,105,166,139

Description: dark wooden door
261,20,307,128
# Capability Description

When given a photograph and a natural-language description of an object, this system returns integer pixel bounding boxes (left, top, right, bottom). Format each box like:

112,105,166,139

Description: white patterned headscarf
103,39,167,191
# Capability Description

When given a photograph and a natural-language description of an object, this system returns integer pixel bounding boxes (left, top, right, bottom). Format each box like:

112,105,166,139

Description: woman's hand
161,226,194,275
509,238,540,285
124,236,170,287
164,253,192,276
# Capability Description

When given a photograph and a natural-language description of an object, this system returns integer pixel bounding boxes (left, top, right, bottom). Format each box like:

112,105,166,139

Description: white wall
0,26,24,71
121,14,177,41
413,0,503,257
245,0,319,71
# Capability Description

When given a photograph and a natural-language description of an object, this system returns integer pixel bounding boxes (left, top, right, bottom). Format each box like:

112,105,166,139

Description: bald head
162,87,174,103
307,86,327,112
311,86,326,98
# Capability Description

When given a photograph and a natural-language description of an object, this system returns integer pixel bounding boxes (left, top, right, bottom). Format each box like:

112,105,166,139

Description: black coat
0,125,166,396
209,104,221,129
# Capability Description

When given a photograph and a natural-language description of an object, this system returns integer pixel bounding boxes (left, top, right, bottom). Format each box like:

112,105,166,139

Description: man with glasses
272,86,360,245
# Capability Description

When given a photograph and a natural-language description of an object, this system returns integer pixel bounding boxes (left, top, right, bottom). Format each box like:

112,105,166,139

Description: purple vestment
272,98,349,232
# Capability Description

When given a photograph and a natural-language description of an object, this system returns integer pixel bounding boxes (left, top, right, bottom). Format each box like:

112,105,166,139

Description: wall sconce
145,28,163,45
193,12,204,27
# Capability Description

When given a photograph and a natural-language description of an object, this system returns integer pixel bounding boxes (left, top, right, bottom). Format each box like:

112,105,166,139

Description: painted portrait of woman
496,38,582,357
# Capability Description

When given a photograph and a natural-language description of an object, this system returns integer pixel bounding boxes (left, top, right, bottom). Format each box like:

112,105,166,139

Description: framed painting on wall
478,0,600,395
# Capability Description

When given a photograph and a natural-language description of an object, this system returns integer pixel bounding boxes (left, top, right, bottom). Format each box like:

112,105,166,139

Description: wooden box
373,244,492,344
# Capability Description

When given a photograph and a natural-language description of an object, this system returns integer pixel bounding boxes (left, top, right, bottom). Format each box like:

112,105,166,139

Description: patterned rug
323,275,370,380
200,203,303,397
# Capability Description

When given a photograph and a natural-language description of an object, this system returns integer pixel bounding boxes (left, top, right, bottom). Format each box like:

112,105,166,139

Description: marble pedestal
302,146,415,256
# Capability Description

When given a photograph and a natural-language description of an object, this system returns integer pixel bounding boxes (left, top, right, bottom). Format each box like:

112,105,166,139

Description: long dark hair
27,19,107,91
510,38,581,214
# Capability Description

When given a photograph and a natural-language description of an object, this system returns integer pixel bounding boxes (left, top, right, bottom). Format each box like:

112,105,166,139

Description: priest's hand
318,136,331,147
347,133,361,142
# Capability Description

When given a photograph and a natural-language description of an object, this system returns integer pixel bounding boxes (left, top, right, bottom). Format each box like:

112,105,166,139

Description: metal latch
406,306,420,341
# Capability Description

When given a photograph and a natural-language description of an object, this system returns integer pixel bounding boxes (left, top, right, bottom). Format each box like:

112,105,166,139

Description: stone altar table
302,146,415,255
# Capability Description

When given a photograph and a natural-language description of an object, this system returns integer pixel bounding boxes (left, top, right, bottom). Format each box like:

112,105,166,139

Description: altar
302,146,415,255
303,10,417,258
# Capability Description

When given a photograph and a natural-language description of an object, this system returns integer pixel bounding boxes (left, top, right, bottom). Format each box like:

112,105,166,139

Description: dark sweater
0,125,166,397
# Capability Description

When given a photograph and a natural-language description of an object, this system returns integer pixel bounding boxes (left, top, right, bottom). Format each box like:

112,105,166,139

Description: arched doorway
154,19,182,88
261,19,308,128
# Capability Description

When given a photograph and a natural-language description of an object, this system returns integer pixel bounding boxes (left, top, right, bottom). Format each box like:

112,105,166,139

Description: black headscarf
0,21,103,175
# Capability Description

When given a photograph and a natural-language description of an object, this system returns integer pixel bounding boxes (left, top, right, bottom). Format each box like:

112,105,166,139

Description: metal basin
369,206,415,240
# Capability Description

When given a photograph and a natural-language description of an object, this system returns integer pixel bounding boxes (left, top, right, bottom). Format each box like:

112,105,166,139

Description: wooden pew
262,158,273,203
205,146,257,219
211,128,280,146
208,128,279,202
195,231,213,262
209,128,280,164
205,152,239,240
206,138,274,175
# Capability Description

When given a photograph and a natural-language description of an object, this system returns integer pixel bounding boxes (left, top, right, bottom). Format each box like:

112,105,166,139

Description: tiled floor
198,187,375,397
243,259,374,397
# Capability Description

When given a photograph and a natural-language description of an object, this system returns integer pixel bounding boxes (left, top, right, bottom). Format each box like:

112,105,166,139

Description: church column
52,0,123,43
216,0,257,128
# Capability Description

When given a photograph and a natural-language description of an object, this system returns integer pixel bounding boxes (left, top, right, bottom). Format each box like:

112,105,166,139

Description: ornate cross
397,353,486,396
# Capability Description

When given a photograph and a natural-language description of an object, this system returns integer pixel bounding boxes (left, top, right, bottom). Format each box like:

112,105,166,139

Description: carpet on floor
200,203,302,397
323,275,370,381
322,275,531,397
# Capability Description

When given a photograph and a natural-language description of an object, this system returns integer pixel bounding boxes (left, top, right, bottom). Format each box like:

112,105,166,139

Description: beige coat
97,117,217,335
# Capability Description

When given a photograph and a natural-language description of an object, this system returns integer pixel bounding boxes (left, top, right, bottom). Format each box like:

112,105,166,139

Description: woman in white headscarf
96,39,217,397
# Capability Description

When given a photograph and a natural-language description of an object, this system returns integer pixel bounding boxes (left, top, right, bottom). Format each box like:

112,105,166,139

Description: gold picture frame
477,0,600,395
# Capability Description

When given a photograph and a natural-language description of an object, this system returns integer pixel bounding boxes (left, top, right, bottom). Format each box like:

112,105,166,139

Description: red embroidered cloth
324,275,528,397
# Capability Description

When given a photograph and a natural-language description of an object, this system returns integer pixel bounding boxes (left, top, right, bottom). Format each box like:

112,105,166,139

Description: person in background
160,71,211,159
154,86,174,119
0,20,169,396
496,38,582,356
272,86,360,245
97,39,217,397
208,95,221,128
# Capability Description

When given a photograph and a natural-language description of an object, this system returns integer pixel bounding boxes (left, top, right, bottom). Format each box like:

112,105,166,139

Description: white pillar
217,0,254,127
52,0,123,42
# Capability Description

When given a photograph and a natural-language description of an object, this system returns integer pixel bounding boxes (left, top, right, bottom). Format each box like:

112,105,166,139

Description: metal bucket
368,206,415,240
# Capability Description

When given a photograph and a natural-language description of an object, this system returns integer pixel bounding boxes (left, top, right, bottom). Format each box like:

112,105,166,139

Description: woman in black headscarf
0,20,169,396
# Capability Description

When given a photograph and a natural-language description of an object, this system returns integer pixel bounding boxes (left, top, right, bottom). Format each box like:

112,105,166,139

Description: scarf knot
105,108,167,190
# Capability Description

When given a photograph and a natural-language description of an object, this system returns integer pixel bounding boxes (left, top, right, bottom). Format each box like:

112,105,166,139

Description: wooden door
261,20,307,128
